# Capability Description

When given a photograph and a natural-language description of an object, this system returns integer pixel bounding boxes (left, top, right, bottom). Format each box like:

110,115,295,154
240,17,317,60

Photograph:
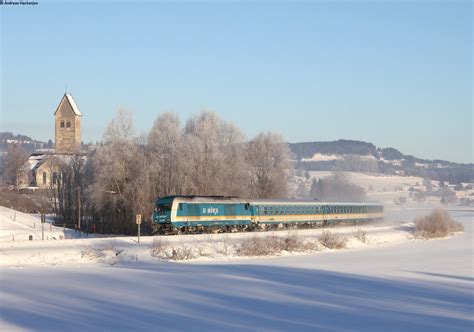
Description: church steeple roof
54,94,82,116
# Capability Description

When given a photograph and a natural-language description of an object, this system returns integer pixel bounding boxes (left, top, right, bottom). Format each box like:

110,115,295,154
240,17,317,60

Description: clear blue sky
1,0,472,163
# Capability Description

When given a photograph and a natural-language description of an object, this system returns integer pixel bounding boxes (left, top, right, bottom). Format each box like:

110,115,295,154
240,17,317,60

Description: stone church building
17,94,83,189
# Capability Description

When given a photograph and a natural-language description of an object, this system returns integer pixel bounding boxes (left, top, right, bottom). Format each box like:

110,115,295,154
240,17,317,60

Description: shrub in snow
318,231,347,249
169,246,196,260
236,233,318,257
237,235,281,256
150,238,197,260
352,229,368,243
81,245,122,265
414,208,463,239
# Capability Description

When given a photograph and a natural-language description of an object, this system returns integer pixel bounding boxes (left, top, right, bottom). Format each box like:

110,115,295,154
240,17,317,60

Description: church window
42,172,47,185
60,121,65,128
66,121,71,128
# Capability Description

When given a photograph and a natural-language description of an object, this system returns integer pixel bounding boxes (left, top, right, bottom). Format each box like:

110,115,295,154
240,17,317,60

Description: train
152,195,384,234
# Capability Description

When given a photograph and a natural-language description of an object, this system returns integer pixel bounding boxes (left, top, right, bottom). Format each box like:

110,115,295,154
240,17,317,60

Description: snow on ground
0,199,473,330
0,206,85,243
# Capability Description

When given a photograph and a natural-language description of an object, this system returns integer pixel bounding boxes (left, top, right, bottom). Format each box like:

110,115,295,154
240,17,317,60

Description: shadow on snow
1,262,473,331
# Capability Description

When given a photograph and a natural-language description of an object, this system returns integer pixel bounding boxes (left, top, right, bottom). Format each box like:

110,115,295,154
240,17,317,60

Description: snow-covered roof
18,154,48,172
65,94,82,116
18,154,87,173
54,94,82,116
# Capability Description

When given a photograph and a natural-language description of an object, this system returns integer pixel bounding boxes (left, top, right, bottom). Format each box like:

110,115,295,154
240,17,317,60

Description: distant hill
0,132,53,174
289,140,473,184
0,132,52,153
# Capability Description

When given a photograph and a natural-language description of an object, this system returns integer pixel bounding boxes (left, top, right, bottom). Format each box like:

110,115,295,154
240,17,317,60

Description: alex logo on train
202,207,219,215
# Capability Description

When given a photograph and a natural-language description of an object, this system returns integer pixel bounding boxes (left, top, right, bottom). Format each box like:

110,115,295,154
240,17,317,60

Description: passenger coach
152,196,383,234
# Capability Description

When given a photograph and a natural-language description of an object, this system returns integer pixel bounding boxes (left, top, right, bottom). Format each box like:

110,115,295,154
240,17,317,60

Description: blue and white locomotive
153,195,383,234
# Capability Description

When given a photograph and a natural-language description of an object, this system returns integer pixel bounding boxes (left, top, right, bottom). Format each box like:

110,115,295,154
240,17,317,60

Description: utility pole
76,186,81,230
41,213,45,240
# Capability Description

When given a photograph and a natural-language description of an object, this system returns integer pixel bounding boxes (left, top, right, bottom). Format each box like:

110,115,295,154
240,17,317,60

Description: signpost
136,214,142,243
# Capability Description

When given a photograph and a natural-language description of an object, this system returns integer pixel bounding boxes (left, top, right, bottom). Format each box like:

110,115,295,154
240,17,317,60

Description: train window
156,203,172,214
178,204,183,211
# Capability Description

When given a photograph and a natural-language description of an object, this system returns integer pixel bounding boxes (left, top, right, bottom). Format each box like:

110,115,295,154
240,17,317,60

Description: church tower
54,94,82,154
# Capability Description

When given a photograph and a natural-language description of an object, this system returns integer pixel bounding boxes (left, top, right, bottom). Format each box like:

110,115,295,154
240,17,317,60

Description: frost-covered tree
246,132,290,198
2,143,28,185
296,182,309,198
309,172,366,202
147,112,184,197
53,155,86,229
87,109,146,234
183,111,247,196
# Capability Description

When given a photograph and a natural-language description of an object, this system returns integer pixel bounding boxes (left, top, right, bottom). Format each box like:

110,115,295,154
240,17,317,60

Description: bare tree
2,143,29,186
246,132,290,198
53,155,86,228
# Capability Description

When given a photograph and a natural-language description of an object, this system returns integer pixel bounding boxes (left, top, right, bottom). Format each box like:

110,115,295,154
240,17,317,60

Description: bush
150,238,197,260
81,245,122,265
237,235,282,256
318,231,347,249
236,233,317,256
352,229,367,243
414,208,463,239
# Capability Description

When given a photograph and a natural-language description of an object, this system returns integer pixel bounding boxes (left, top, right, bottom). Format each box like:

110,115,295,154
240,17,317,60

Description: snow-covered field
1,199,473,330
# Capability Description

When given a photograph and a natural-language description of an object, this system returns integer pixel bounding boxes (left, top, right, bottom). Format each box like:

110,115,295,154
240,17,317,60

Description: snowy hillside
0,206,86,243
291,171,474,206
290,140,473,184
